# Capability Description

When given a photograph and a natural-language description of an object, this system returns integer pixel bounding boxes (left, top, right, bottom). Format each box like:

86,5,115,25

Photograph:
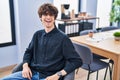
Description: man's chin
45,25,51,28
45,24,51,27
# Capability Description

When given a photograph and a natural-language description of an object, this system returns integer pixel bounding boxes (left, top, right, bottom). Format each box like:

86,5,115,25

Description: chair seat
81,59,109,72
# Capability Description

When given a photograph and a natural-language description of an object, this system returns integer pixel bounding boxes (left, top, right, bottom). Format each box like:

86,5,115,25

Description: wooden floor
0,65,111,80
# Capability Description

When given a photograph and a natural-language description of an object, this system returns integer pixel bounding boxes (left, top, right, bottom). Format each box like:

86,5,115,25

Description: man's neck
45,26,55,33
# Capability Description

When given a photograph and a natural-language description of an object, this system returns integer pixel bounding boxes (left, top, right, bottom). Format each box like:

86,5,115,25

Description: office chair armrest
12,62,23,73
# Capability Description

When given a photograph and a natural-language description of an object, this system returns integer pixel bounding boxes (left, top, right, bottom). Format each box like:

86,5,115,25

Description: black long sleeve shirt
23,27,82,78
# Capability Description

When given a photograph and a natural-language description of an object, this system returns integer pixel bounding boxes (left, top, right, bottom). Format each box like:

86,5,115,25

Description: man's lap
1,71,45,80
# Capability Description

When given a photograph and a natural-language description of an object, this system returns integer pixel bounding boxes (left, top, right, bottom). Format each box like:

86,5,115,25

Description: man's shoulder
58,29,67,37
55,29,70,41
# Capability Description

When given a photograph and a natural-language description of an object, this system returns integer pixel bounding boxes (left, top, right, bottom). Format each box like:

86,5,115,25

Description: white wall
0,0,53,68
0,46,17,68
80,0,87,12
53,0,79,19
81,0,97,29
96,0,112,27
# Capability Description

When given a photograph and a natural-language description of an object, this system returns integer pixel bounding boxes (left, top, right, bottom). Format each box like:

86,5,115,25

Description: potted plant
113,31,120,41
110,0,120,26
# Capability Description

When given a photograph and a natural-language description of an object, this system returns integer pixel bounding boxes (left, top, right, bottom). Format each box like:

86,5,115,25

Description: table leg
112,56,120,80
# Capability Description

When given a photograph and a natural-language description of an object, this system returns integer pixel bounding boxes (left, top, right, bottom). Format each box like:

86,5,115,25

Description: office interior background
0,0,114,68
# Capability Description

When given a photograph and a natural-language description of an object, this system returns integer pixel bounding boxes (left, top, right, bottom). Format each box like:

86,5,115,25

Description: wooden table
70,29,120,80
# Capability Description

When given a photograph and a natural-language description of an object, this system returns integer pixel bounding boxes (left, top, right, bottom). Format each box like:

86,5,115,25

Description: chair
12,62,75,80
80,29,113,80
73,42,110,80
101,26,119,32
80,29,97,36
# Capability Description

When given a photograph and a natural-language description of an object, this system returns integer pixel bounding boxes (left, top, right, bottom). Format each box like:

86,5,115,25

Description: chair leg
109,64,113,80
87,65,91,80
104,67,108,80
87,70,90,80
109,60,114,80
76,68,79,74
109,67,112,80
96,71,99,80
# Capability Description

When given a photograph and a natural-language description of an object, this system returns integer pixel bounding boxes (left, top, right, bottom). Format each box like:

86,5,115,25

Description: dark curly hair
38,3,58,19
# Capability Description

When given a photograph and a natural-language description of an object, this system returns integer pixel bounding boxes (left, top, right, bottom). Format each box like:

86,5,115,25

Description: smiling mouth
45,20,51,23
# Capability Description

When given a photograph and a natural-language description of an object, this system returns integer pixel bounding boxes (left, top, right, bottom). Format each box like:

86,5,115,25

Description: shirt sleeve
62,36,83,74
23,32,37,64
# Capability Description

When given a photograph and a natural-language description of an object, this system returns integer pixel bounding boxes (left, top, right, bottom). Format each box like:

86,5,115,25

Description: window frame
0,0,16,47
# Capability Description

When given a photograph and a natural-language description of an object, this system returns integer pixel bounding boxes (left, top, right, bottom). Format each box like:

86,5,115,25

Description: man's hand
45,74,60,80
22,63,32,80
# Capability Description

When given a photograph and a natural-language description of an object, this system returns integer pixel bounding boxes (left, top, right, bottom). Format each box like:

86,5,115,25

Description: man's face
41,14,55,28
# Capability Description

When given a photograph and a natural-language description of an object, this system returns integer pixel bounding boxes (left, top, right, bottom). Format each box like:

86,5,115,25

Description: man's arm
46,37,82,80
62,36,83,74
23,31,37,64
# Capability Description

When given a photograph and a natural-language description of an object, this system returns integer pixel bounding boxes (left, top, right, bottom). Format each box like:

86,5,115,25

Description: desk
70,29,120,80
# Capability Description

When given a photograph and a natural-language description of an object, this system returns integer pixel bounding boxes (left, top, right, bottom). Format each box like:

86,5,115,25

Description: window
0,0,16,47
96,0,113,28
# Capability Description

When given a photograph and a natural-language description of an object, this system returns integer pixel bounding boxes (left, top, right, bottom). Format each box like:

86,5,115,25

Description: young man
1,3,82,80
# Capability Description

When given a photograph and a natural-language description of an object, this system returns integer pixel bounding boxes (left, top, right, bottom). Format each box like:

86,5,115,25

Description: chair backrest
73,42,93,65
80,29,97,36
101,26,119,32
